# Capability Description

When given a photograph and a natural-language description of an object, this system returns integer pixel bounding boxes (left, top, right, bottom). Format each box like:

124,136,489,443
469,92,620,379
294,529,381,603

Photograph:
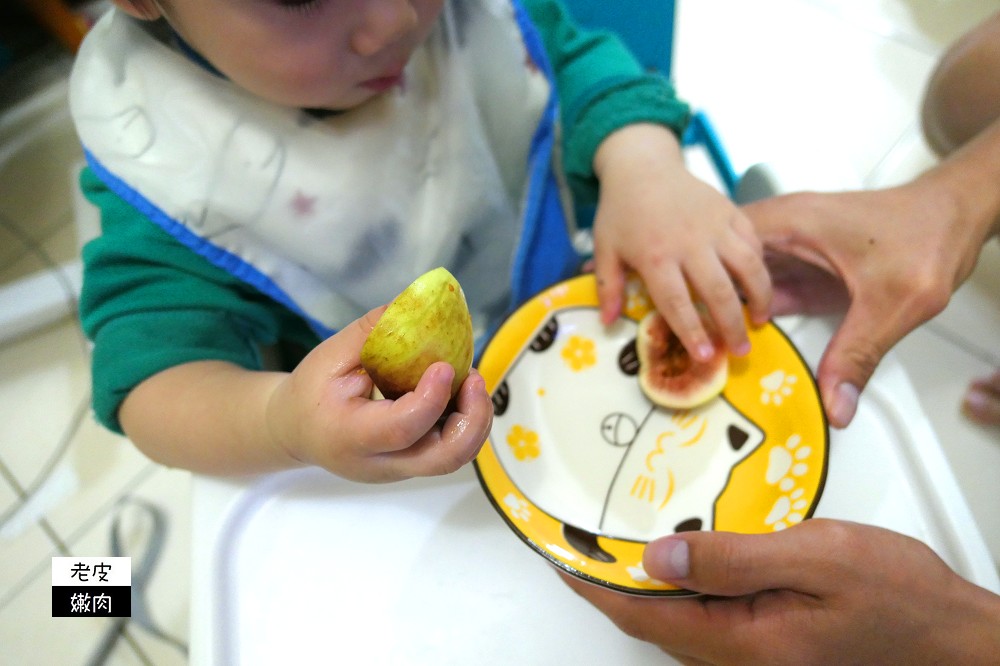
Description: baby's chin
290,89,388,115
233,79,380,115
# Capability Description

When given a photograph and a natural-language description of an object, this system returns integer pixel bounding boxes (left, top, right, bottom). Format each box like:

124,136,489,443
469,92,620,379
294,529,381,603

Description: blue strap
682,111,739,197
508,0,583,308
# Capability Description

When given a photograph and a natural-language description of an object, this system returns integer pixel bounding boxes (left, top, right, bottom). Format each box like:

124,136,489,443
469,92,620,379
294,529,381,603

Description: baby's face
139,0,445,110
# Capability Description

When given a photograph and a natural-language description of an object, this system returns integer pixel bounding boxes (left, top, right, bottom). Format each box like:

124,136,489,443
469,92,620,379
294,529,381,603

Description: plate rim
474,274,830,596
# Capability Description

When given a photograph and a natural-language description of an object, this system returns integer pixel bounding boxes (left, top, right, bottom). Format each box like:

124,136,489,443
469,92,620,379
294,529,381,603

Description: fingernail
696,343,715,362
733,341,751,357
964,387,987,405
963,387,989,416
829,383,859,428
602,297,622,325
648,537,689,580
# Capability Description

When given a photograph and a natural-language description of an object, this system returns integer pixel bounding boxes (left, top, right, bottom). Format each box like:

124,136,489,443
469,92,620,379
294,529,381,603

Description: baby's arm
590,123,772,359
80,170,492,480
118,307,493,481
524,0,770,357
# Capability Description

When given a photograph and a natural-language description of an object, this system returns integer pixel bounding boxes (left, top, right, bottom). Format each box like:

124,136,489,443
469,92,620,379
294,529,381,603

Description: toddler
70,0,772,481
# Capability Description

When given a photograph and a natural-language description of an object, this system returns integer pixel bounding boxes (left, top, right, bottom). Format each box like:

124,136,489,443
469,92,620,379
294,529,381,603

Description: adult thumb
642,527,827,597
814,301,904,428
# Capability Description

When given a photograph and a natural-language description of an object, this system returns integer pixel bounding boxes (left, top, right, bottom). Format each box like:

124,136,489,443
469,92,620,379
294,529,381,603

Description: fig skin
636,310,728,409
361,267,474,401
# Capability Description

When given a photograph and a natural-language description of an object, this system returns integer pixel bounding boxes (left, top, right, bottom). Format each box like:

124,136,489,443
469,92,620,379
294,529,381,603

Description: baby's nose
351,0,419,57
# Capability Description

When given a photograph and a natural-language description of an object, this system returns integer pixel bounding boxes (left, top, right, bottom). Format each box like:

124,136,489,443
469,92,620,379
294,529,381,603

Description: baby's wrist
593,123,683,180
261,373,309,469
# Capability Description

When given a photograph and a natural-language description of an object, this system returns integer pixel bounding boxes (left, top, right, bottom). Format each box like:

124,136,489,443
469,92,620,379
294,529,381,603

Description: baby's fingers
442,368,493,448
645,264,715,363
380,369,493,478
403,370,492,474
685,250,750,357
358,362,457,456
721,231,773,328
352,364,492,477
591,245,628,326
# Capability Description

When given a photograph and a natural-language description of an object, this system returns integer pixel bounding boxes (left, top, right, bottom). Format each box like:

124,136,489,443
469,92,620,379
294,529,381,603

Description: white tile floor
1,1,998,664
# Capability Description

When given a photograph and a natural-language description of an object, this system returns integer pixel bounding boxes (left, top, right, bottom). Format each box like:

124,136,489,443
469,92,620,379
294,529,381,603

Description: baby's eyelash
276,0,324,14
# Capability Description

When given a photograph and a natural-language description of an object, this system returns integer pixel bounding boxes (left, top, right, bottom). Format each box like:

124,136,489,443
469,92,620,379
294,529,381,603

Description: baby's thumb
354,305,388,343
314,305,387,373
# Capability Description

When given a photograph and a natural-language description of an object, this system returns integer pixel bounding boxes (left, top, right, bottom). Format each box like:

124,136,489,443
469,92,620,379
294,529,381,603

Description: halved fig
636,310,728,409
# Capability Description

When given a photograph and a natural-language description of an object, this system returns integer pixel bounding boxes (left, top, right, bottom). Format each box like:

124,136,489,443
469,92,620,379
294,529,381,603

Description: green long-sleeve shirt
78,0,690,433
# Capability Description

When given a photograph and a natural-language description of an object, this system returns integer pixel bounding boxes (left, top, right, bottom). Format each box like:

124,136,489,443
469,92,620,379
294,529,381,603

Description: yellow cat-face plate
474,275,829,596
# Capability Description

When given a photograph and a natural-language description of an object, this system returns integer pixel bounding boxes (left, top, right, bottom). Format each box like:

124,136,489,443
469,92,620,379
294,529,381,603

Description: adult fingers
764,250,848,317
739,196,797,242
963,369,1000,425
813,296,919,428
559,570,749,662
643,521,843,598
558,572,708,642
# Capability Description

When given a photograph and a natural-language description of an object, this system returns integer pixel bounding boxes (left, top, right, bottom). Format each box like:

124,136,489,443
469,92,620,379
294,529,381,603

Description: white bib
71,0,553,335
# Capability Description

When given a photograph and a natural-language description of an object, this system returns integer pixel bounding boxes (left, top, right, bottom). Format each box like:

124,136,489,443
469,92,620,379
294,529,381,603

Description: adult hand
561,519,1000,665
964,369,1000,425
743,180,989,428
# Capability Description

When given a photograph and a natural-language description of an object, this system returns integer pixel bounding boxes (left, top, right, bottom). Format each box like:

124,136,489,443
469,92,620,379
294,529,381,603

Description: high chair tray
188,315,999,665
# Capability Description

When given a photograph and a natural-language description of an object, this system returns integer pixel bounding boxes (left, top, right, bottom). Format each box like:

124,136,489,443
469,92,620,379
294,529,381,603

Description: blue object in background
684,111,740,196
562,0,740,199
562,0,677,75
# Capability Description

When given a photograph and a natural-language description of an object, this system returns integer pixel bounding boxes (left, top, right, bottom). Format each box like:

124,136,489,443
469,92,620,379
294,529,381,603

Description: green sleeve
520,0,691,203
78,167,319,434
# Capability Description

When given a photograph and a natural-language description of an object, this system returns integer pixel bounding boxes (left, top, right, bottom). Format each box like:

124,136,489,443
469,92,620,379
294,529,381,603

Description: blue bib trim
508,0,582,310
84,3,581,348
84,148,335,340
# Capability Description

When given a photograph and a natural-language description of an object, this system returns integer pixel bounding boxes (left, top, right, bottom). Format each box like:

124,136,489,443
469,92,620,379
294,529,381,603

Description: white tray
189,316,999,665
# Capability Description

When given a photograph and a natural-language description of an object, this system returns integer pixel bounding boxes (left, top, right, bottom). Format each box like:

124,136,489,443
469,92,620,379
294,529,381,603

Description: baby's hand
265,307,494,482
591,124,771,360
